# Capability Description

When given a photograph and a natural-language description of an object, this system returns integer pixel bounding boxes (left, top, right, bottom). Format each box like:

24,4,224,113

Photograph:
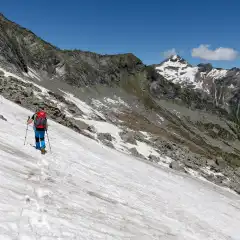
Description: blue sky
1,0,240,68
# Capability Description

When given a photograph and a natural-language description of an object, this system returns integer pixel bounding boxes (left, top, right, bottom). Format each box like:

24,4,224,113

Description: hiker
27,106,48,154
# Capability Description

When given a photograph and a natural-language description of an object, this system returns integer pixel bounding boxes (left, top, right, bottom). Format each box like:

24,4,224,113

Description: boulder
134,131,146,142
215,157,227,169
102,140,115,149
129,147,144,159
206,159,217,167
23,87,33,97
169,161,185,171
0,115,7,121
97,133,113,142
228,181,240,195
87,126,97,133
119,131,137,145
234,168,240,177
148,154,159,163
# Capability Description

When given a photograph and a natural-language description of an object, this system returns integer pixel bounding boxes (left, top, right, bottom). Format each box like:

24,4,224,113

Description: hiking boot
41,148,46,154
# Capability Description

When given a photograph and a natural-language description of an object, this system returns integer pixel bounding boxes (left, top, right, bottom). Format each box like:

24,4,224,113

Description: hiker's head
36,105,45,112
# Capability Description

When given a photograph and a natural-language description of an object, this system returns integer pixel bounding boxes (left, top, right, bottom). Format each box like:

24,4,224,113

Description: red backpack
34,111,47,129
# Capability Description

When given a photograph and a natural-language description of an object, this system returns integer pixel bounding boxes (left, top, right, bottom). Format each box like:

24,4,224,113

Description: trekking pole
24,116,30,145
46,130,52,153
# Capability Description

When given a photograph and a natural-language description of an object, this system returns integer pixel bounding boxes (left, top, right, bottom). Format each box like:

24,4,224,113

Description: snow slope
0,66,169,165
0,96,240,240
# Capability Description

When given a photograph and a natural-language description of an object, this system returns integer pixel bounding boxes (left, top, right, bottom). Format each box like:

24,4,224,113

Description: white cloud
191,44,238,61
163,48,177,58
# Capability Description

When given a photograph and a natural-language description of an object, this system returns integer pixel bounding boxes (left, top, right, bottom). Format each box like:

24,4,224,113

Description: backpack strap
34,111,47,129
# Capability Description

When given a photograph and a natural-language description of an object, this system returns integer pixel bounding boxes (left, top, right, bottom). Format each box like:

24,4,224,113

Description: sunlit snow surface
0,96,240,240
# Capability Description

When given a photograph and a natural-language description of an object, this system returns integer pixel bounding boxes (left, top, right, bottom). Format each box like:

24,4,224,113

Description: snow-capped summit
165,54,190,65
156,55,200,89
155,55,240,93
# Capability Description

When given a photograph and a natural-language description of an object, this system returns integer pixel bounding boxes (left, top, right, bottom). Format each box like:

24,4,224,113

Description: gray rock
234,168,240,177
164,142,174,151
148,154,159,163
151,137,176,154
119,131,137,145
87,126,97,133
80,130,96,141
0,115,7,121
228,181,240,194
206,159,217,167
183,159,198,170
215,157,227,169
98,137,115,149
68,107,76,114
129,147,144,159
204,173,215,181
214,175,225,184
235,186,240,195
14,97,22,105
0,70,4,76
23,88,33,97
134,131,146,142
97,133,113,142
74,119,89,130
169,161,185,171
101,140,115,149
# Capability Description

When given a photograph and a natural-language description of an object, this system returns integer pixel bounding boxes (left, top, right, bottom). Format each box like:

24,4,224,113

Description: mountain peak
156,54,190,68
168,54,181,61
167,54,189,65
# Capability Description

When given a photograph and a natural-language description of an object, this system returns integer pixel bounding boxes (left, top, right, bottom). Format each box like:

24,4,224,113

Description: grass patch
118,73,159,110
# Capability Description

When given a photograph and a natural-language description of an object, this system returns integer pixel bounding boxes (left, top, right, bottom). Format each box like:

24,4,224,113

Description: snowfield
0,96,240,240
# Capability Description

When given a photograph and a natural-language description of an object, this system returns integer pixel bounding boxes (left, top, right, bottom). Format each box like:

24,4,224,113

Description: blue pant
35,130,46,149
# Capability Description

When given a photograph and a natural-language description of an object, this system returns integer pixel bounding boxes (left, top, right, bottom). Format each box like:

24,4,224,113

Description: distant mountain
152,55,240,122
0,13,240,194
156,55,240,93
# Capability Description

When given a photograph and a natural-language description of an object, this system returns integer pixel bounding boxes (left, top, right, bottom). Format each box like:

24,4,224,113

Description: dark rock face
97,133,115,148
119,130,137,145
0,14,60,74
148,154,159,163
97,133,113,142
0,14,145,88
197,63,213,73
0,115,7,121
